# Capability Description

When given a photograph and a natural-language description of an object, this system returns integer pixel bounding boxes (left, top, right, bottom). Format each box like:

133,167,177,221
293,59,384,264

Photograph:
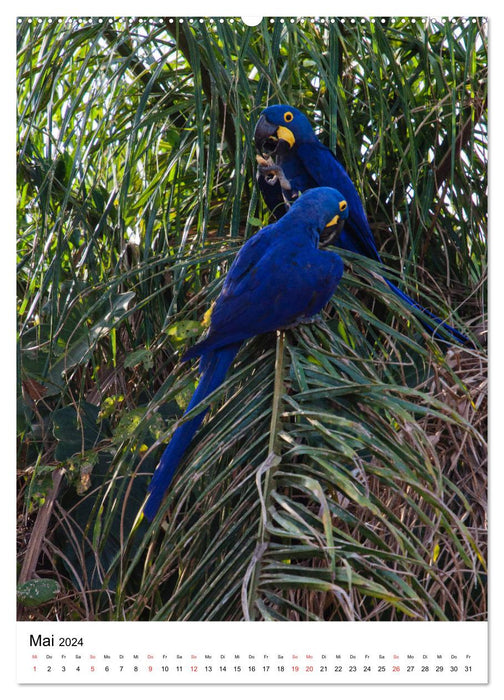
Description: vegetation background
17,16,487,621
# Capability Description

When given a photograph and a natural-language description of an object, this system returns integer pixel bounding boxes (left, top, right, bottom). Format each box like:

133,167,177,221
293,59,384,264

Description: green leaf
124,348,154,370
52,402,104,461
17,579,60,607
165,320,203,343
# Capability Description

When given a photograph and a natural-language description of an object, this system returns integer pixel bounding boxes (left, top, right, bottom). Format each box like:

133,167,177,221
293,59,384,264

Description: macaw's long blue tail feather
143,342,241,521
385,279,470,346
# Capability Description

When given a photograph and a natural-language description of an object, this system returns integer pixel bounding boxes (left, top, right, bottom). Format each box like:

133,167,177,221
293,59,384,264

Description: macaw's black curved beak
254,115,292,157
254,115,280,155
319,216,346,248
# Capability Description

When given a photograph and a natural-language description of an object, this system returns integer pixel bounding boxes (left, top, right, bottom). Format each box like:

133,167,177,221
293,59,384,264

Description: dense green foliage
17,16,487,621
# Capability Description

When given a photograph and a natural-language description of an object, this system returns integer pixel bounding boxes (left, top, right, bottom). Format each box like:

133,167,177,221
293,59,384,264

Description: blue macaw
143,186,349,520
254,104,469,345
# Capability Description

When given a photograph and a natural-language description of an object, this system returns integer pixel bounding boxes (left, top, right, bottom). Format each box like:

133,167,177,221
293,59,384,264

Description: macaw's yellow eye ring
339,200,348,212
284,111,294,122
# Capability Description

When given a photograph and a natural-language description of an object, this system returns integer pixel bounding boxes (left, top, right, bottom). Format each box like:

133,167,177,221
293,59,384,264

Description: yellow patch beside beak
325,213,340,228
276,125,296,148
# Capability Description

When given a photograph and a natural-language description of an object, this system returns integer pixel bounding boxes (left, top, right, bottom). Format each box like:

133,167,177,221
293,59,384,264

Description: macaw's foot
283,313,322,330
256,155,292,190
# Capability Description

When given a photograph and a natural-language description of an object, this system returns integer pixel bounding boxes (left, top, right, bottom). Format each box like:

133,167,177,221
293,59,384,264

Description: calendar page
16,7,488,689
17,621,487,683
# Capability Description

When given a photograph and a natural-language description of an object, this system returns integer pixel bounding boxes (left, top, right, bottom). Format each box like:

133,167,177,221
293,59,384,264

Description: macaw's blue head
255,104,316,157
287,187,349,247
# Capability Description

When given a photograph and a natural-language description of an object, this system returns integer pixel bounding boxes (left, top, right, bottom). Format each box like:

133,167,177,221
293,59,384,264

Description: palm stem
244,330,285,619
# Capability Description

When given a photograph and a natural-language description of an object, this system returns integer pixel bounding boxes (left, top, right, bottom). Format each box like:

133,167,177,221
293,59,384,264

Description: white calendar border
7,0,502,696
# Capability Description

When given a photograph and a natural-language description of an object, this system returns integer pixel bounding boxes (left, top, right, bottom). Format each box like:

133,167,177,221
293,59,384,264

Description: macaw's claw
283,312,323,329
256,155,292,190
256,154,273,167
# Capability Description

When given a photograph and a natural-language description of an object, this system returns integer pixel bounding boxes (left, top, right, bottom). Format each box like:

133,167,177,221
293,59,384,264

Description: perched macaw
254,104,469,345
143,186,349,520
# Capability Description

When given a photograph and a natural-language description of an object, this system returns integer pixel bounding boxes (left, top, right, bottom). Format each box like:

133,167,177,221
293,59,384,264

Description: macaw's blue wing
144,186,348,521
184,217,344,357
294,142,381,261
